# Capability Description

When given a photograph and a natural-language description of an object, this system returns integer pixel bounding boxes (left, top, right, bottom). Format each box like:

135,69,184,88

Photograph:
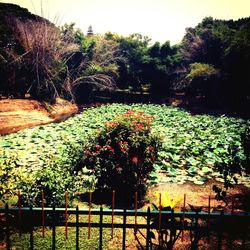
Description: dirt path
0,98,78,135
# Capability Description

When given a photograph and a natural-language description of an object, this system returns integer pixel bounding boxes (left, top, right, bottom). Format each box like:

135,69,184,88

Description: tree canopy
0,3,250,114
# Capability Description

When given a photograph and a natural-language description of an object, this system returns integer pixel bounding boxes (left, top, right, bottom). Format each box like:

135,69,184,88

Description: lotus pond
1,103,250,205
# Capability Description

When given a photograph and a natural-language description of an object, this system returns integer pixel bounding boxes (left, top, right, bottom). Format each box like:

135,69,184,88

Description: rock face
0,99,78,135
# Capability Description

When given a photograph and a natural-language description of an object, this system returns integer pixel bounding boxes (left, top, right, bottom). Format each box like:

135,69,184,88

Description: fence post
217,210,223,250
88,192,92,240
169,209,174,247
146,206,151,250
181,194,186,242
42,190,45,238
99,206,103,250
65,191,68,240
122,208,127,250
134,191,138,233
193,211,199,249
5,204,10,250
111,190,115,238
18,190,21,237
76,206,79,250
29,206,34,250
52,206,56,250
158,193,162,246
242,211,248,249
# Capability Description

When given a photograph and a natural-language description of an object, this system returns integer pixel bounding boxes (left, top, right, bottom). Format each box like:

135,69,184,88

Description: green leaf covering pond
0,104,249,205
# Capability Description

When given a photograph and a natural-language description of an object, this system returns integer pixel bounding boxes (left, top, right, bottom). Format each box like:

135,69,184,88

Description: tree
173,16,250,112
69,34,125,102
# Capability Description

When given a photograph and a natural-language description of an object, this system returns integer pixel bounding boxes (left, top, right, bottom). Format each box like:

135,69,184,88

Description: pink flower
148,146,154,151
125,110,134,115
131,156,139,165
121,148,126,153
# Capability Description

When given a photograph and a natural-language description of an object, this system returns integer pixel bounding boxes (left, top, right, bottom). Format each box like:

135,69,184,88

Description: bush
212,126,249,201
0,151,33,204
185,63,220,101
19,158,95,207
81,110,161,205
242,126,250,172
0,138,96,207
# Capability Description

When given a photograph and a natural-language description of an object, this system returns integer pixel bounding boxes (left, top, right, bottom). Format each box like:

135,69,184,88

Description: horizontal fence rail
1,206,250,250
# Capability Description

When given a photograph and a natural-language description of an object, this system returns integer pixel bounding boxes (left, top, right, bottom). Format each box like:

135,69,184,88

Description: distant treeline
0,3,250,113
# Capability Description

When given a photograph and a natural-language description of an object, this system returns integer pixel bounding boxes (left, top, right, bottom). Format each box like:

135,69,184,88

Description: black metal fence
1,205,249,250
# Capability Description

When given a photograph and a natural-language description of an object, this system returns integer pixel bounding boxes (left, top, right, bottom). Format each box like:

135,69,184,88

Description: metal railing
1,205,249,250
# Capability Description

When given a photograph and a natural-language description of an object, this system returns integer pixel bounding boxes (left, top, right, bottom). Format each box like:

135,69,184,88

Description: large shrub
81,110,161,205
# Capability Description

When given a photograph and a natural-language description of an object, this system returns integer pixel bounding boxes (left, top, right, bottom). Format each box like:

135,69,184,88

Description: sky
1,0,250,45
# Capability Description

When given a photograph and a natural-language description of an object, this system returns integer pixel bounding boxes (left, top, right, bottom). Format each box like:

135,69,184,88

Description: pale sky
1,0,250,45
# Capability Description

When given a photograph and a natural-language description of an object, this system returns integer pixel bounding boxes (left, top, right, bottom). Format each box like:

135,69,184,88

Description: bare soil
0,98,78,135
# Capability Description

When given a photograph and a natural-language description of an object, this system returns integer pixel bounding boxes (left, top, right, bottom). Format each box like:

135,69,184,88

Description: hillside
0,98,78,135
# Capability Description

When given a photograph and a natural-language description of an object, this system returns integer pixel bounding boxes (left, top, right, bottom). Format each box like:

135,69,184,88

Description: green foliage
8,213,120,249
19,155,95,207
175,16,250,110
81,110,161,204
242,126,250,171
1,104,249,206
109,33,177,95
0,151,33,204
187,63,218,81
150,192,183,249
0,4,75,102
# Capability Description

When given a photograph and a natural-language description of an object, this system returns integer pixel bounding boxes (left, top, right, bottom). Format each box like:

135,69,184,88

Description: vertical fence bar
193,211,199,249
42,190,45,238
242,211,248,249
99,206,103,250
122,208,127,250
146,206,151,250
52,206,56,250
111,190,115,238
228,196,235,247
18,190,21,237
76,206,79,250
181,194,186,242
65,191,68,240
208,195,211,243
158,193,162,246
134,191,138,233
88,192,92,240
170,209,174,247
217,210,223,250
29,206,34,250
5,204,10,250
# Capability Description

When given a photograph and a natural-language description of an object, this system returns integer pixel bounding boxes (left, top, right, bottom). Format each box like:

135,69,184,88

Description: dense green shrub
0,137,95,207
212,125,250,201
19,155,95,207
0,151,33,204
242,126,250,171
81,110,161,204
